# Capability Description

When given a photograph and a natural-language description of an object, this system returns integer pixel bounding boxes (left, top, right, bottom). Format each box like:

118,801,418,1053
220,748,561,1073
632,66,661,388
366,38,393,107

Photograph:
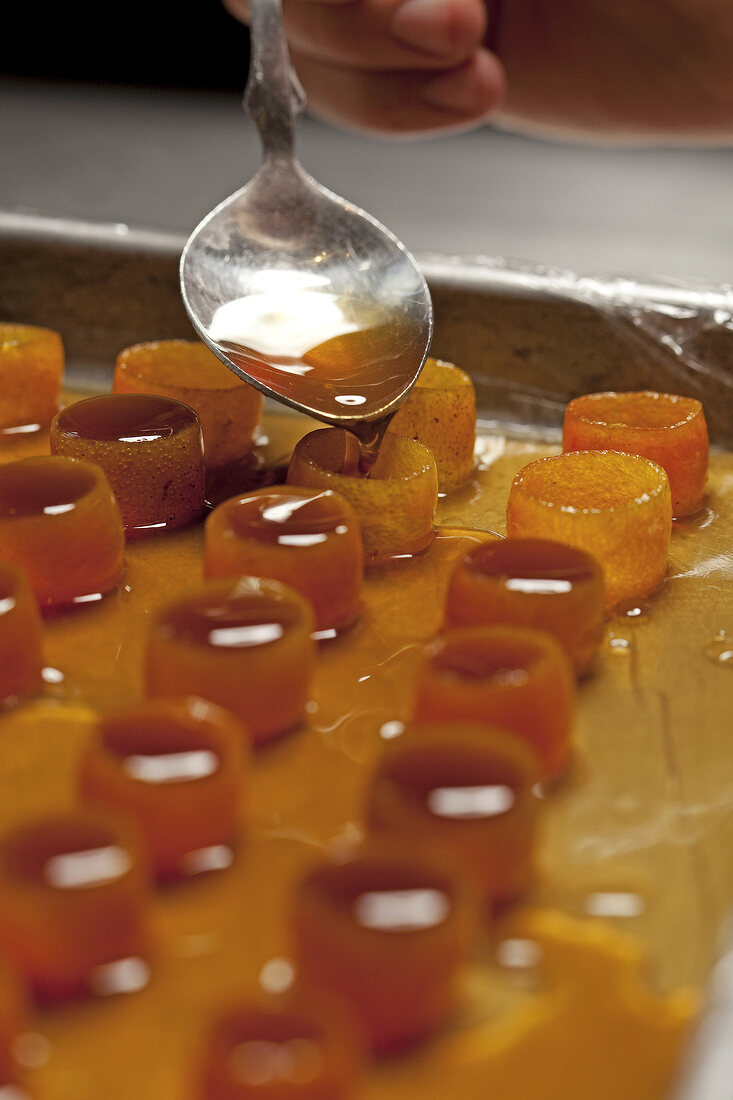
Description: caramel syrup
305,857,456,934
0,402,727,1095
227,490,348,546
209,290,424,467
99,715,221,785
1,819,131,890
53,393,199,442
158,582,306,651
0,457,96,518
468,538,599,592
379,745,520,822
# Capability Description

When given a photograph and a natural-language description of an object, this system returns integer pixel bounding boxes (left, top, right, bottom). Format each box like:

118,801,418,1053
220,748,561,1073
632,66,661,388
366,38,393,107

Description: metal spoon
179,0,433,457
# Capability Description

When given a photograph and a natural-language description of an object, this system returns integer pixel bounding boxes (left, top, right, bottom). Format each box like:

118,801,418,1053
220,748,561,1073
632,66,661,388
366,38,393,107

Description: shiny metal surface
179,0,432,442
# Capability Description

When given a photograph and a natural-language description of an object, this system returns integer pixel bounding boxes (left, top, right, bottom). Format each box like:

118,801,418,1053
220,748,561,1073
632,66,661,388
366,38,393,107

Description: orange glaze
465,906,699,1100
0,385,707,1097
506,450,673,610
0,809,150,1003
0,323,64,431
366,723,541,910
0,955,28,1089
114,339,263,468
213,295,424,425
563,390,709,517
0,561,44,706
204,486,363,634
144,576,316,746
286,428,438,564
290,840,477,1055
387,357,477,492
197,992,364,1100
78,697,249,882
50,392,206,537
445,538,605,676
0,455,124,609
411,625,576,783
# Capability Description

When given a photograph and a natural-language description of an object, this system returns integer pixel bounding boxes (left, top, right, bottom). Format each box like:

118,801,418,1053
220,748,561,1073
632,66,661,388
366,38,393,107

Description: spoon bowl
180,0,433,453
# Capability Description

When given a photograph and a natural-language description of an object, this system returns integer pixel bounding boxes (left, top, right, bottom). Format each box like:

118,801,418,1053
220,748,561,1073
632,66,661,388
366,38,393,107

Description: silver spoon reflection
180,0,433,459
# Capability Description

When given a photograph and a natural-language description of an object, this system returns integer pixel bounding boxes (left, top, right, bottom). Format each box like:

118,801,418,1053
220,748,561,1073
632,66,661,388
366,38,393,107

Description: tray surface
2,213,733,1099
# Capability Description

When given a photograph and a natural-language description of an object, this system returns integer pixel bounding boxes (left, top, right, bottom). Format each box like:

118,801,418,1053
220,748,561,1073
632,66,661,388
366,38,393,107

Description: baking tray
3,211,733,445
2,209,733,1099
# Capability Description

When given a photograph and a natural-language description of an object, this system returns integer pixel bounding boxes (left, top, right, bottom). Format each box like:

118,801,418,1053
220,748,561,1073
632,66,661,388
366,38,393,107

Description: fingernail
392,0,453,55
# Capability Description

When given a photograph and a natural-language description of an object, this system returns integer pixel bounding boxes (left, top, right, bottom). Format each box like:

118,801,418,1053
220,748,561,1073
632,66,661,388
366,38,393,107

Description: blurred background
2,0,733,285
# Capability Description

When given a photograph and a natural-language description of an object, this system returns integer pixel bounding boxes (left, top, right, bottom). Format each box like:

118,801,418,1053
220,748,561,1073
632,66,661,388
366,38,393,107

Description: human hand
223,0,504,136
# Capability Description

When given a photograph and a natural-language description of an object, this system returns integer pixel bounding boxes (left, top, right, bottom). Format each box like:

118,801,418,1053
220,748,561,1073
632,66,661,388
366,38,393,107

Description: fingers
292,46,504,135
225,0,488,69
285,0,488,71
223,0,504,134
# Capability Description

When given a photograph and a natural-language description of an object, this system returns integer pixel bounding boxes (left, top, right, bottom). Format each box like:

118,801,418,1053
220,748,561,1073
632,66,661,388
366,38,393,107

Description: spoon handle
244,0,307,162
